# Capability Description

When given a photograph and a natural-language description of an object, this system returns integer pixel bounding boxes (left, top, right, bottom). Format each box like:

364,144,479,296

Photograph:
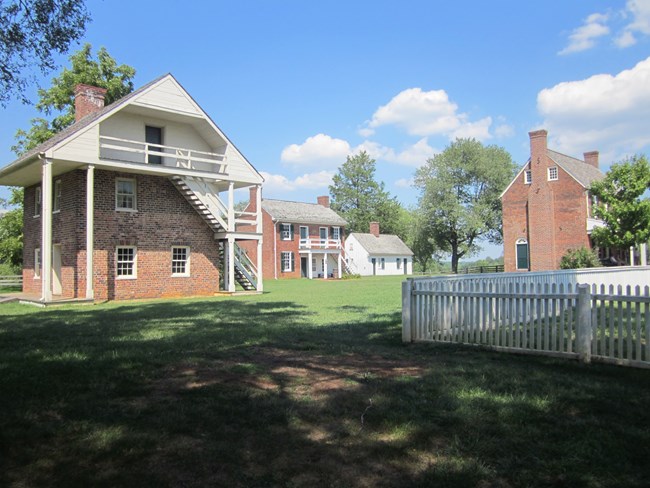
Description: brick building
501,130,605,272
240,190,348,279
0,74,264,302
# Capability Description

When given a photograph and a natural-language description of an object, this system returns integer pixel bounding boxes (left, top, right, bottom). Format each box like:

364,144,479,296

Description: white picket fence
402,267,650,369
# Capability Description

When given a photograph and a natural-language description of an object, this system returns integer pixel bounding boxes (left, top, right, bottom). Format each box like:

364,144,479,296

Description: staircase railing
182,178,229,230
233,243,258,289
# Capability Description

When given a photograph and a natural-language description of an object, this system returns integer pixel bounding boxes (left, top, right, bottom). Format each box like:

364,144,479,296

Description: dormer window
524,170,532,184
548,167,558,181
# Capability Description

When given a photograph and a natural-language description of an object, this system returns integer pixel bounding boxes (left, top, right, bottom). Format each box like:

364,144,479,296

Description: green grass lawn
1,276,649,487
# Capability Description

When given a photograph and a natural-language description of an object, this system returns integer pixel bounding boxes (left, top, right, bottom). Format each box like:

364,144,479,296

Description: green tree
13,43,136,155
0,0,90,105
329,151,405,237
414,138,516,274
560,247,600,269
0,188,23,267
407,210,438,274
590,155,650,251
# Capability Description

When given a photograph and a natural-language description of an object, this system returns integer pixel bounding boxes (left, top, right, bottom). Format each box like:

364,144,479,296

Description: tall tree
414,138,516,273
590,155,650,251
0,0,90,105
329,151,405,236
13,43,136,155
407,209,438,273
0,188,23,267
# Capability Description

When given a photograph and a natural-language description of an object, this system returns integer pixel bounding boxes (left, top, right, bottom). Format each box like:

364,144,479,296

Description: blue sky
2,0,650,258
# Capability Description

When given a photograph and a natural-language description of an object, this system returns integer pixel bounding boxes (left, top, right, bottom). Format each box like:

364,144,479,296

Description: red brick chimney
370,221,380,237
249,186,259,213
74,84,107,121
317,195,330,208
583,151,599,169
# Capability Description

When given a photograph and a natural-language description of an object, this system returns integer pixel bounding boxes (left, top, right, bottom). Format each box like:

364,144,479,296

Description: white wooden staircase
170,175,261,291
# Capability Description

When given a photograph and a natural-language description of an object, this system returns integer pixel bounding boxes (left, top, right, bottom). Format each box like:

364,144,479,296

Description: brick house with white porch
0,74,264,302
240,190,348,279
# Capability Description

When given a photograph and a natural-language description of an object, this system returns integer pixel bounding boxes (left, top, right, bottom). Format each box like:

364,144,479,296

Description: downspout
273,219,278,279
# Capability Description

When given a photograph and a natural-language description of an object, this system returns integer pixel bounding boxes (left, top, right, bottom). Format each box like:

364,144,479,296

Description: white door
52,244,62,295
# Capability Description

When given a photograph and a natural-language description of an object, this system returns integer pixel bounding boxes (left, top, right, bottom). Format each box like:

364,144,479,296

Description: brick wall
502,131,593,272
23,169,221,300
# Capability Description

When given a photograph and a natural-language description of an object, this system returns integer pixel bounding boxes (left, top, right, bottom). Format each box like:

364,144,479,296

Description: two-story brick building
501,129,605,272
241,189,348,279
0,74,264,302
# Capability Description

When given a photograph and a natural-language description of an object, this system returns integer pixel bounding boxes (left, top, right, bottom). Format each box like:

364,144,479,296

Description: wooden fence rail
0,275,22,287
403,278,650,369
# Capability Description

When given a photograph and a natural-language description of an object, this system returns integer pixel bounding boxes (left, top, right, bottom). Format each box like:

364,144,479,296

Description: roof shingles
262,199,347,226
350,233,413,256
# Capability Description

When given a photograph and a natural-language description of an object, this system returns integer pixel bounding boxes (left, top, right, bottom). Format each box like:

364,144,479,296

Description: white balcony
99,136,227,175
299,238,342,250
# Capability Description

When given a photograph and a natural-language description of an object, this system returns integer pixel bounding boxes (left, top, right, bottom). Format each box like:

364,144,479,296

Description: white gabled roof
349,233,413,256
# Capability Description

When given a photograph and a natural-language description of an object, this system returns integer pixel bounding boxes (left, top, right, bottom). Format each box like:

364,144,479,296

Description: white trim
280,223,292,241
515,238,529,270
86,165,94,299
116,246,137,279
548,166,558,181
281,251,293,272
171,246,190,277
524,170,532,184
34,248,41,279
34,186,41,217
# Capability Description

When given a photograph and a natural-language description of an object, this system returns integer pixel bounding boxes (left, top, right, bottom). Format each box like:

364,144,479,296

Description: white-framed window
332,226,340,241
300,225,308,240
380,257,385,270
34,186,42,217
516,238,529,270
319,227,328,242
280,223,292,240
116,246,137,278
548,166,558,181
116,178,137,211
524,170,532,184
396,258,401,269
281,251,293,272
53,179,62,213
34,248,41,279
171,246,190,277
312,257,316,273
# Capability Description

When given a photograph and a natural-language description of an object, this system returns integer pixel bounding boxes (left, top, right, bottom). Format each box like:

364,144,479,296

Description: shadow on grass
0,298,649,487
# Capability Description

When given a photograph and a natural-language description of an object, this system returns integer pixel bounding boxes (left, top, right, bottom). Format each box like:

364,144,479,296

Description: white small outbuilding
344,222,413,276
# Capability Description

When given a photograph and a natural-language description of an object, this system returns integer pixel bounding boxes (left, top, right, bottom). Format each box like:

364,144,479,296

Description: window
516,239,529,270
281,223,292,240
34,186,41,217
145,126,163,164
524,170,532,184
116,178,137,211
172,246,190,276
53,179,62,213
380,258,385,270
312,258,317,273
396,258,401,269
548,167,558,181
34,248,41,279
332,226,340,241
281,251,293,272
319,227,328,242
300,226,308,240
116,246,137,278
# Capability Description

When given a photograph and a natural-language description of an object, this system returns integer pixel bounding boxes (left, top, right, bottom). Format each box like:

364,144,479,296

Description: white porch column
323,254,328,279
85,165,95,299
228,181,235,232
308,251,313,279
256,239,263,292
41,158,53,302
338,253,342,279
227,236,235,292
630,246,635,266
255,184,262,234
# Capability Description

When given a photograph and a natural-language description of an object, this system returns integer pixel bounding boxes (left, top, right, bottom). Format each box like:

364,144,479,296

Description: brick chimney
74,84,107,121
249,186,259,213
583,151,599,169
370,221,380,237
317,195,330,208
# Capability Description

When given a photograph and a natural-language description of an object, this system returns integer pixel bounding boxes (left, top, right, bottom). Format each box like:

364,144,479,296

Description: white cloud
559,12,610,55
537,56,650,162
394,177,414,188
385,138,438,167
357,126,375,138
362,87,494,141
494,123,515,138
615,0,650,47
260,170,334,195
280,133,351,168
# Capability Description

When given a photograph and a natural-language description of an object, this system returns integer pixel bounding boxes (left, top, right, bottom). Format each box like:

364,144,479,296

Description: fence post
402,279,413,343
577,284,592,364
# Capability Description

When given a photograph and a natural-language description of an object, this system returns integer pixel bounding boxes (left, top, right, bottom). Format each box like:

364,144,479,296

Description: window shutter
290,252,295,272
290,224,294,241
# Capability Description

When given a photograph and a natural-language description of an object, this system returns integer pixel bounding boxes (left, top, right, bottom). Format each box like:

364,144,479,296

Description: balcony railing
299,238,342,250
99,136,227,174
